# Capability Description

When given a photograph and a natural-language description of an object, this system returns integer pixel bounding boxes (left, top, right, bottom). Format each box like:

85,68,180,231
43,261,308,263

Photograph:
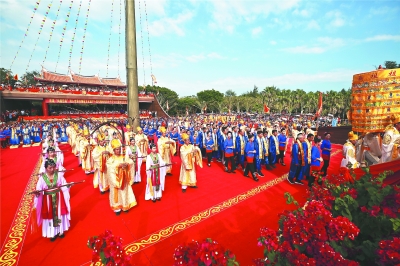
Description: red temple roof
35,67,126,88
100,77,125,86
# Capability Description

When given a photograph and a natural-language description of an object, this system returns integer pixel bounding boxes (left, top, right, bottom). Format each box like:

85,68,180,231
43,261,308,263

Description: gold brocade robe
92,145,110,191
79,138,96,171
124,131,135,145
341,141,359,169
157,136,176,174
135,133,149,161
179,144,203,186
106,155,137,211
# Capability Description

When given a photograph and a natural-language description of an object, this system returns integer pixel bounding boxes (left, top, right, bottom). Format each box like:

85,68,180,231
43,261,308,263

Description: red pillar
42,100,49,116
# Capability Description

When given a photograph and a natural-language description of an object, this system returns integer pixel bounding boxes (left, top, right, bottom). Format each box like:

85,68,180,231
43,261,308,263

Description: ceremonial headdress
83,128,90,136
181,133,189,140
126,124,131,129
307,122,312,127
292,123,297,128
137,126,142,132
348,131,359,141
97,133,105,141
111,139,121,149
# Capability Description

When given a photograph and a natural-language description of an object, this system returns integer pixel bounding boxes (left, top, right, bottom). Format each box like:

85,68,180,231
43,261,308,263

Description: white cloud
365,35,400,42
293,9,310,17
185,52,225,62
326,10,345,28
281,37,345,54
149,11,194,36
307,20,320,30
208,0,300,32
270,40,277,45
251,26,262,36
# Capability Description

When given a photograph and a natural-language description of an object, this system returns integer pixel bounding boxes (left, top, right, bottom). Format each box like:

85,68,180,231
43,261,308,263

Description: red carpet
0,146,42,245
1,144,344,265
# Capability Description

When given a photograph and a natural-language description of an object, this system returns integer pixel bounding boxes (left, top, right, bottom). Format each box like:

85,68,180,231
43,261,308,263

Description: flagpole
125,0,140,129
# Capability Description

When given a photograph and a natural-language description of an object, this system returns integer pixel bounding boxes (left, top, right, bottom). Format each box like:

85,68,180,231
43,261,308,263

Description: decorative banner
117,0,122,76
351,68,400,133
25,1,53,73
42,0,63,66
314,92,323,118
106,0,115,78
79,0,92,73
55,0,74,72
68,0,83,67
45,98,127,104
10,1,42,70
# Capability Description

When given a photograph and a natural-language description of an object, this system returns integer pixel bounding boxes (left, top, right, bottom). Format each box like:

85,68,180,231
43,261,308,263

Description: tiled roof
100,77,125,86
42,71,73,83
71,73,102,85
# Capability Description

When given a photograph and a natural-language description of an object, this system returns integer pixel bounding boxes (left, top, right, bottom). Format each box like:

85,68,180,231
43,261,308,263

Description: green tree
384,61,398,69
175,96,199,116
21,70,40,85
196,89,224,113
145,85,179,115
0,68,15,86
225,89,236,97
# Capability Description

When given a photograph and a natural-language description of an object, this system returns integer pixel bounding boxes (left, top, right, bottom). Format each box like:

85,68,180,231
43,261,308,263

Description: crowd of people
3,112,399,242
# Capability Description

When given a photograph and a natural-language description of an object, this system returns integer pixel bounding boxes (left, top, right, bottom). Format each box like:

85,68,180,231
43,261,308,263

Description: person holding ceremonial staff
125,138,143,184
157,127,176,175
179,133,203,192
145,144,167,202
106,139,137,215
92,133,110,193
33,159,71,241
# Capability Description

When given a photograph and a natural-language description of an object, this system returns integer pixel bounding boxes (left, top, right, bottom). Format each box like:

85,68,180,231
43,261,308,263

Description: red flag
263,103,270,113
315,92,323,118
14,74,18,80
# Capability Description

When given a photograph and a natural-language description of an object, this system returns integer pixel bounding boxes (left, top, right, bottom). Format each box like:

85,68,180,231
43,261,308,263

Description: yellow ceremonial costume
106,139,137,212
79,129,96,173
124,125,135,146
341,132,360,169
92,134,110,192
135,127,149,161
381,115,400,163
179,133,203,188
157,127,176,174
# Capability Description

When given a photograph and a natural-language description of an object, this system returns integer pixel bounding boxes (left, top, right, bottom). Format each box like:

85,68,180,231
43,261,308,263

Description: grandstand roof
35,67,126,88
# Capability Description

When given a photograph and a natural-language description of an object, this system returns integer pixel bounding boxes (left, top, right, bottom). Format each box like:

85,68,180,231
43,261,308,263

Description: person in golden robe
157,127,176,175
124,124,135,146
125,138,143,184
341,131,360,169
92,133,110,194
135,126,149,162
79,128,96,174
179,133,202,193
106,139,137,215
381,114,400,163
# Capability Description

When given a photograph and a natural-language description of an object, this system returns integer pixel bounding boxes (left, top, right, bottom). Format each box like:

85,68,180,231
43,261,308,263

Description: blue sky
1,0,399,97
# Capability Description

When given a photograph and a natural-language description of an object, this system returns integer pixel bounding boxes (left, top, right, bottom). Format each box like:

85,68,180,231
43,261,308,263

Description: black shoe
167,173,173,176
295,180,304,185
123,210,129,213
244,174,249,178
271,164,276,168
115,211,121,216
287,177,295,184
152,199,156,203
59,234,65,238
281,163,286,166
50,236,57,242
100,191,105,195
182,189,186,193
231,171,236,174
258,171,264,177
191,186,198,189
266,165,272,170
252,174,259,182
157,197,161,201
79,164,82,167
